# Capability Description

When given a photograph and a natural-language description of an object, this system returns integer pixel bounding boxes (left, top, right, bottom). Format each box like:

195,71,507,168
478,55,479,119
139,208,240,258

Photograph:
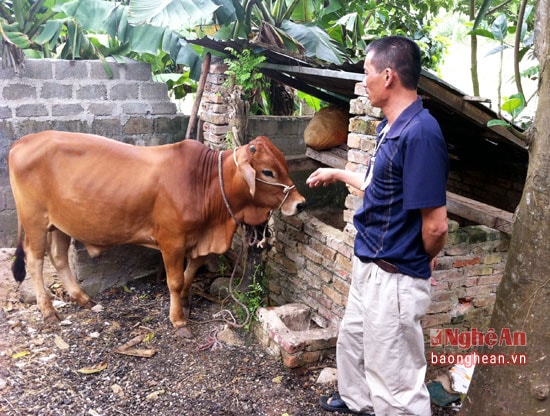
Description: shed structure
192,38,525,360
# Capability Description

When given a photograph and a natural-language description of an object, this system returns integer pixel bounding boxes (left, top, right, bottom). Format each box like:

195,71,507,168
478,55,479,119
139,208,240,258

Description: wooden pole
185,52,211,141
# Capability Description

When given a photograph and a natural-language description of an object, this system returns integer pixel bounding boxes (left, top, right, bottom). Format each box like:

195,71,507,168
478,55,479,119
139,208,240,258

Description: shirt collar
377,96,424,139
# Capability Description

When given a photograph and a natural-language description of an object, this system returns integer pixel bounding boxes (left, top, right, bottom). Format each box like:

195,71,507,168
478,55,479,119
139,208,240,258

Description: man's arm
420,205,448,261
306,168,364,190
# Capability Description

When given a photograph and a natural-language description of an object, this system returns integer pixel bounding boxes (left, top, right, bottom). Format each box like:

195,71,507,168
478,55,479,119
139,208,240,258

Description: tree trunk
470,0,480,96
461,1,550,414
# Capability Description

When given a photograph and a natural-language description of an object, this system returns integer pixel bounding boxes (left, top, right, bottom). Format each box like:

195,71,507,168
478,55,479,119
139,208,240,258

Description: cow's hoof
175,326,193,339
80,299,97,309
44,312,61,324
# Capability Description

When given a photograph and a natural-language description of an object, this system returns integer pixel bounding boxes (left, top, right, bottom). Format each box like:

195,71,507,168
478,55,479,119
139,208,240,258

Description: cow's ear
240,162,256,197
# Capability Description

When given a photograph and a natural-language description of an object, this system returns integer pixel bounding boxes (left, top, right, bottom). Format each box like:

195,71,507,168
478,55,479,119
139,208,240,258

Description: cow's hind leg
24,231,59,322
48,230,94,309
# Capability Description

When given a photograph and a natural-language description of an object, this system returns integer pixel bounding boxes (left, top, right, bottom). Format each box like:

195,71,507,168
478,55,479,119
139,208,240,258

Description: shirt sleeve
402,118,448,210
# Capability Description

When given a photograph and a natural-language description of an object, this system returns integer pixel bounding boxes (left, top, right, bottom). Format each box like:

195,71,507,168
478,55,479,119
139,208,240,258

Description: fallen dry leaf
77,361,108,374
114,348,156,358
12,350,30,359
111,383,124,398
146,389,165,400
113,333,157,358
54,335,70,350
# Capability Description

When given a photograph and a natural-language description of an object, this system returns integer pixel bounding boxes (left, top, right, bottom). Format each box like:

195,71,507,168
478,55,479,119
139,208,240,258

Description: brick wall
266,85,510,351
448,167,524,213
427,222,508,338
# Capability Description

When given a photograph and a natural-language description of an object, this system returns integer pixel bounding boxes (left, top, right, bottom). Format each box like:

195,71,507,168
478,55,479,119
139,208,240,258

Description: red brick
427,301,450,314
332,276,350,298
310,239,337,262
283,215,305,230
453,257,481,268
478,274,503,286
281,350,321,368
322,285,345,306
472,294,496,308
304,245,324,265
422,313,451,328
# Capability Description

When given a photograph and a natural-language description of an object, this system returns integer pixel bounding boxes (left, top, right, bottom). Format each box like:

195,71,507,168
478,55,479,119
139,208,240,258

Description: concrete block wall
266,84,509,351
0,58,189,247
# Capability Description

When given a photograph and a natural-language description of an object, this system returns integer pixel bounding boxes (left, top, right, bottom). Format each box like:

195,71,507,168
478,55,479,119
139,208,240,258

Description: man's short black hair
366,36,422,90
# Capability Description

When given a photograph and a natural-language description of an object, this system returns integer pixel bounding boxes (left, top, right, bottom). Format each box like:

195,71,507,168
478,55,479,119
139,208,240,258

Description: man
307,36,448,415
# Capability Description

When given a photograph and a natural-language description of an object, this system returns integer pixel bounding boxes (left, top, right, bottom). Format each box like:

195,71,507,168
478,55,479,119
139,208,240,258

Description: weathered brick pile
200,59,310,154
200,59,230,149
254,303,338,368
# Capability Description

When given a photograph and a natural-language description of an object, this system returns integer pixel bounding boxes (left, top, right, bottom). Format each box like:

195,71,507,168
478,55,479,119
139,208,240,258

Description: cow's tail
12,218,26,283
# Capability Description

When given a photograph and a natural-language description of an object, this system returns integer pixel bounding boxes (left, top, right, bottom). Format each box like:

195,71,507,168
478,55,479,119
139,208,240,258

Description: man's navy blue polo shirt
353,97,449,278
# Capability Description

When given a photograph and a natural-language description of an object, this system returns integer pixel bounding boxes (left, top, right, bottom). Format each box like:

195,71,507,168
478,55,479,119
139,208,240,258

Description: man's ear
240,162,256,197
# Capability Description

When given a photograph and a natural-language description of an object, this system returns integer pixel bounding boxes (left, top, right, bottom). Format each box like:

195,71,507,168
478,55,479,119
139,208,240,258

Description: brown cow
8,131,305,337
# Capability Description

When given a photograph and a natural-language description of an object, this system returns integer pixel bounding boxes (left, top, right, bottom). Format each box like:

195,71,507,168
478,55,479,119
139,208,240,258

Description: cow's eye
262,170,274,178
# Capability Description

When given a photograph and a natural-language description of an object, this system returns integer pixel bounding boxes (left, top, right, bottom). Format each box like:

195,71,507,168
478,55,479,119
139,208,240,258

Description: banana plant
129,0,348,65
1,0,63,62
1,0,206,91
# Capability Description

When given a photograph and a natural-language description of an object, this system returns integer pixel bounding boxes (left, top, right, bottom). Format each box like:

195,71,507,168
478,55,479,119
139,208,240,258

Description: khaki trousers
336,257,432,415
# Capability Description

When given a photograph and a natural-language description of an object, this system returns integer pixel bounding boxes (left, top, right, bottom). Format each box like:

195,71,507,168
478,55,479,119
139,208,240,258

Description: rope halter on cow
232,146,295,213
218,146,295,232
216,145,296,330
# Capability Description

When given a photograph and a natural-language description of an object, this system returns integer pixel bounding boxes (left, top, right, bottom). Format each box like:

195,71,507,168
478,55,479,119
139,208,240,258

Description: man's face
362,51,387,107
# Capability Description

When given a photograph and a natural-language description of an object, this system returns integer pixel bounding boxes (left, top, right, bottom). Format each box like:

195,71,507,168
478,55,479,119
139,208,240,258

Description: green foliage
217,255,229,277
314,0,453,68
223,47,271,114
501,93,526,118
142,52,197,99
232,266,268,331
296,91,322,113
0,0,200,95
470,2,537,128
223,47,266,99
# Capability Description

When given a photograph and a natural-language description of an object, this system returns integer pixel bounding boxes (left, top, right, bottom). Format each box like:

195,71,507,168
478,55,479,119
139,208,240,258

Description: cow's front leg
162,250,192,338
181,256,206,318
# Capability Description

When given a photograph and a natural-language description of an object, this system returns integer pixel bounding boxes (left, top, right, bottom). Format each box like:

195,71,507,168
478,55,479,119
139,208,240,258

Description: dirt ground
0,248,458,416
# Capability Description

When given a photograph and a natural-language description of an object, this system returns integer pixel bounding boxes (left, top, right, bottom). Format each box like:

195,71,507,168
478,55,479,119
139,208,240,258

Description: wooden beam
261,63,365,82
446,191,514,234
305,146,348,169
418,76,527,150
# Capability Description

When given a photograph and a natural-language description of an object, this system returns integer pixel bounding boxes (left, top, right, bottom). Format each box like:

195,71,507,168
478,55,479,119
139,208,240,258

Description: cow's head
234,136,306,217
